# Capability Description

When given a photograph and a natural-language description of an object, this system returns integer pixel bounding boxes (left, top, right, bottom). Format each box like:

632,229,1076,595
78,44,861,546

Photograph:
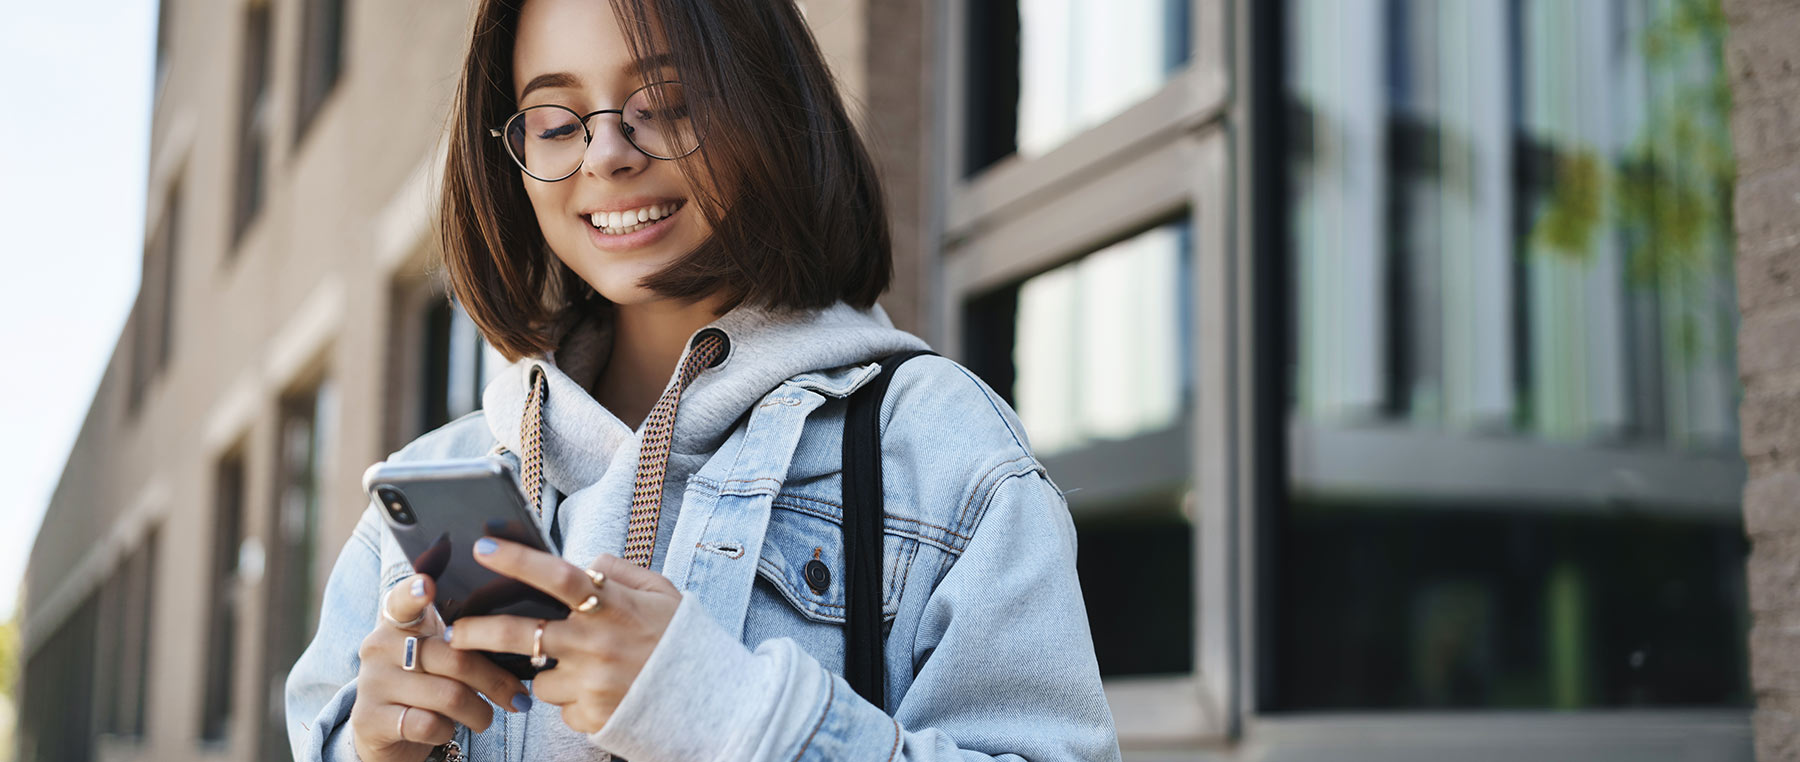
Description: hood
481,298,930,498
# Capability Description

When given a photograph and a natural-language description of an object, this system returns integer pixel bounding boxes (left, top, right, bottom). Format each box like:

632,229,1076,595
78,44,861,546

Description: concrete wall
1726,0,1800,759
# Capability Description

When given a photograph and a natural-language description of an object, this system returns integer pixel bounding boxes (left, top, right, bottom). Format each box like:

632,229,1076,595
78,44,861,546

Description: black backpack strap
841,349,937,712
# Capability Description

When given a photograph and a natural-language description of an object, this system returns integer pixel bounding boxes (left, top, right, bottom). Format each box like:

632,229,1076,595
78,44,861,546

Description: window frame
932,0,1237,744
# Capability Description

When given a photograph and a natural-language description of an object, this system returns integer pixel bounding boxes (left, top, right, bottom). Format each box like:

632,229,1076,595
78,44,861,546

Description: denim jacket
285,300,1121,760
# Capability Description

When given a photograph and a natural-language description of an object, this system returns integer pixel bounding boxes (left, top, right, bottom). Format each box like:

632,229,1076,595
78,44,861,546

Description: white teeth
587,200,681,233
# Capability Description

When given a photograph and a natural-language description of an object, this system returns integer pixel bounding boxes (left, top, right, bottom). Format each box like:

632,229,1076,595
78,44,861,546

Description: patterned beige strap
519,333,726,569
521,365,547,518
625,332,727,567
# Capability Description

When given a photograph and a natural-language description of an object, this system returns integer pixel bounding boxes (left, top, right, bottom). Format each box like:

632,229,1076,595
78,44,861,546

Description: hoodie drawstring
519,329,728,568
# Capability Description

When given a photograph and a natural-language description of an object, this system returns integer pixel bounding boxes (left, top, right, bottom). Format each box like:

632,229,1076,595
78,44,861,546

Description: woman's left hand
444,538,682,733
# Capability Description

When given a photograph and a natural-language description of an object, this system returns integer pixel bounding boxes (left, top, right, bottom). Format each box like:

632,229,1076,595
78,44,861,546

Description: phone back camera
377,486,416,525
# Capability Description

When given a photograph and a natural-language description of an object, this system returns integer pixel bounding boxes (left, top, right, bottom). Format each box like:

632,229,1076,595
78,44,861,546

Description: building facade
22,1,1763,760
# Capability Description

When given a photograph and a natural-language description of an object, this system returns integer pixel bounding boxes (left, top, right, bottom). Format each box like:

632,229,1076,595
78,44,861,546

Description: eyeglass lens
504,83,697,179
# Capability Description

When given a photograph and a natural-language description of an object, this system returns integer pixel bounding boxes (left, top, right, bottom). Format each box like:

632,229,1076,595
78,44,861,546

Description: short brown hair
438,0,894,361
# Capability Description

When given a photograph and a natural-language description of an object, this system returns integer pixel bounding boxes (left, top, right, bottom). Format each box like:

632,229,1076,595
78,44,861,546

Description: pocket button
803,559,831,594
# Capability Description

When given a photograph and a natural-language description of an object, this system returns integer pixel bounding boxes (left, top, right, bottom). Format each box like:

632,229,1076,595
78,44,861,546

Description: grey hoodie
482,298,929,570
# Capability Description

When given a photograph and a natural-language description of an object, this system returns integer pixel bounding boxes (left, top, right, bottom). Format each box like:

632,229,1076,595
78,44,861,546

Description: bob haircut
439,0,894,362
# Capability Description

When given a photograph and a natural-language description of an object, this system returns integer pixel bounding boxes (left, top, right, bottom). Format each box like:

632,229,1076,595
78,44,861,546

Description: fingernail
475,537,498,555
410,578,425,597
443,625,454,643
512,693,533,712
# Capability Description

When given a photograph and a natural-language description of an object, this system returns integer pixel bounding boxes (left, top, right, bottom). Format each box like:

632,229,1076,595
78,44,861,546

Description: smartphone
363,456,570,678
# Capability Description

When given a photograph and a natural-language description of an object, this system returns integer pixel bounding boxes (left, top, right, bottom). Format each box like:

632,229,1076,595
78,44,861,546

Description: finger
588,553,677,594
414,636,533,713
392,704,456,746
395,672,499,733
472,537,600,609
382,574,436,633
446,613,570,659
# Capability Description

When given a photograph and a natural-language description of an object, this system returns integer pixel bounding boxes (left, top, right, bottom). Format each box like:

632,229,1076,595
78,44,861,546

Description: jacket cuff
589,593,824,760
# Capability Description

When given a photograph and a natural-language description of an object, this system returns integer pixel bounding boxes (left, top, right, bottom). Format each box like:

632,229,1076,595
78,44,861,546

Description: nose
581,111,647,179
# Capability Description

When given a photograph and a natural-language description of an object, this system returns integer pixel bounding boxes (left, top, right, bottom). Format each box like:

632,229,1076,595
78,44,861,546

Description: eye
537,122,580,140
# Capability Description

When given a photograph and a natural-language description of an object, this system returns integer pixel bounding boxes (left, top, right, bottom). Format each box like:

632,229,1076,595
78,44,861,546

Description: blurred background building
18,0,1771,760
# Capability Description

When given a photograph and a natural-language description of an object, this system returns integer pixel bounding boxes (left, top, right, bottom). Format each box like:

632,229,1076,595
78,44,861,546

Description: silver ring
402,635,421,672
397,705,411,742
382,603,427,630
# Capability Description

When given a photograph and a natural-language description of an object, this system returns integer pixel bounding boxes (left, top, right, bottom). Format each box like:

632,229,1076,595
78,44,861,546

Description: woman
284,0,1118,759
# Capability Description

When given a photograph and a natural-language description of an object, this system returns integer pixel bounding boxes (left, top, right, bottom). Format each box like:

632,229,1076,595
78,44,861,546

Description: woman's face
511,0,714,307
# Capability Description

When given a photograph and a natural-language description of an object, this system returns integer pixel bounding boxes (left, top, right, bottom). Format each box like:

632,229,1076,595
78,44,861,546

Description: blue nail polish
443,625,454,643
410,578,425,597
512,693,533,712
475,537,498,555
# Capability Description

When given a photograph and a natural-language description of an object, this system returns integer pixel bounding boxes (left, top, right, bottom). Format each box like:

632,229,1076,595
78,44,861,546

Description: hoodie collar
482,299,930,494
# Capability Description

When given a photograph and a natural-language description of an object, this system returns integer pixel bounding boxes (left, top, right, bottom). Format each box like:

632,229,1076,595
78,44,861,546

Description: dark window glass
155,0,174,88
263,381,335,759
233,2,273,247
93,534,156,739
1272,505,1749,709
1273,0,1746,710
20,596,100,762
419,297,501,436
964,219,1194,677
156,184,180,373
201,454,246,742
296,0,347,143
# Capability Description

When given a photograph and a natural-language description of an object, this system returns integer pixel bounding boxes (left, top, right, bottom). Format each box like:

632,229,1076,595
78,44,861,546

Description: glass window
296,0,347,143
964,0,1191,175
1276,0,1746,711
233,2,273,246
965,219,1194,677
263,380,335,759
420,297,505,436
201,453,246,743
20,596,100,761
92,534,156,740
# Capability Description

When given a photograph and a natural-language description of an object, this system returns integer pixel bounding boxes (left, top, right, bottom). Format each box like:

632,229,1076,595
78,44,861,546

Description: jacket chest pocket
752,498,919,627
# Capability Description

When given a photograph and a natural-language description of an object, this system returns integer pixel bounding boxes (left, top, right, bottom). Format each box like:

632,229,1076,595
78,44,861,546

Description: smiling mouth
584,199,686,235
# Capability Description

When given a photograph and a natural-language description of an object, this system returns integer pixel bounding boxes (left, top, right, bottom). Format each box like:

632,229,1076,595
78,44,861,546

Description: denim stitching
774,493,972,542
789,669,834,762
769,502,960,555
954,455,1037,532
885,716,901,762
944,360,1032,457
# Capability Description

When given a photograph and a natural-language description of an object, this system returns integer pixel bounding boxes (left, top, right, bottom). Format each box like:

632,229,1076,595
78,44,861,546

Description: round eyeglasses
488,81,701,182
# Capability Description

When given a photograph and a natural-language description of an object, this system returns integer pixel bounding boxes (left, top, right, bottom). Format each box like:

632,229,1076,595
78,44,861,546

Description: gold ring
530,619,549,669
397,705,411,742
576,594,601,613
583,568,606,590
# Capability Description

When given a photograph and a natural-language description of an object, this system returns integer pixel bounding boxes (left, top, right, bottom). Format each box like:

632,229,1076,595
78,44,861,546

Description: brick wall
1727,0,1800,758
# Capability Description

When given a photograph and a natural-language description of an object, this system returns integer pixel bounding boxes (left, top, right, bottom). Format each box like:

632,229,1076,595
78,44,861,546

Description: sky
0,0,155,619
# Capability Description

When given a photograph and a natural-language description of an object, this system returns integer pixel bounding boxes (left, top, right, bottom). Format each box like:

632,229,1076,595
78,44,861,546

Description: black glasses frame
488,80,702,182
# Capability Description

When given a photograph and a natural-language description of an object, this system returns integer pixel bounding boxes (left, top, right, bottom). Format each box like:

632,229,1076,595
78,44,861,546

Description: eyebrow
519,53,679,101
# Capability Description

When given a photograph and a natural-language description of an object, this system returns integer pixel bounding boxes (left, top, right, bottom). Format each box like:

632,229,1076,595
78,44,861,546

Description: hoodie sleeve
284,501,384,762
589,469,1122,761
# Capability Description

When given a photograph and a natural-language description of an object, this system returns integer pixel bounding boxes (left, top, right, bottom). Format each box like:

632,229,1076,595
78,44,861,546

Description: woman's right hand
349,574,532,762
